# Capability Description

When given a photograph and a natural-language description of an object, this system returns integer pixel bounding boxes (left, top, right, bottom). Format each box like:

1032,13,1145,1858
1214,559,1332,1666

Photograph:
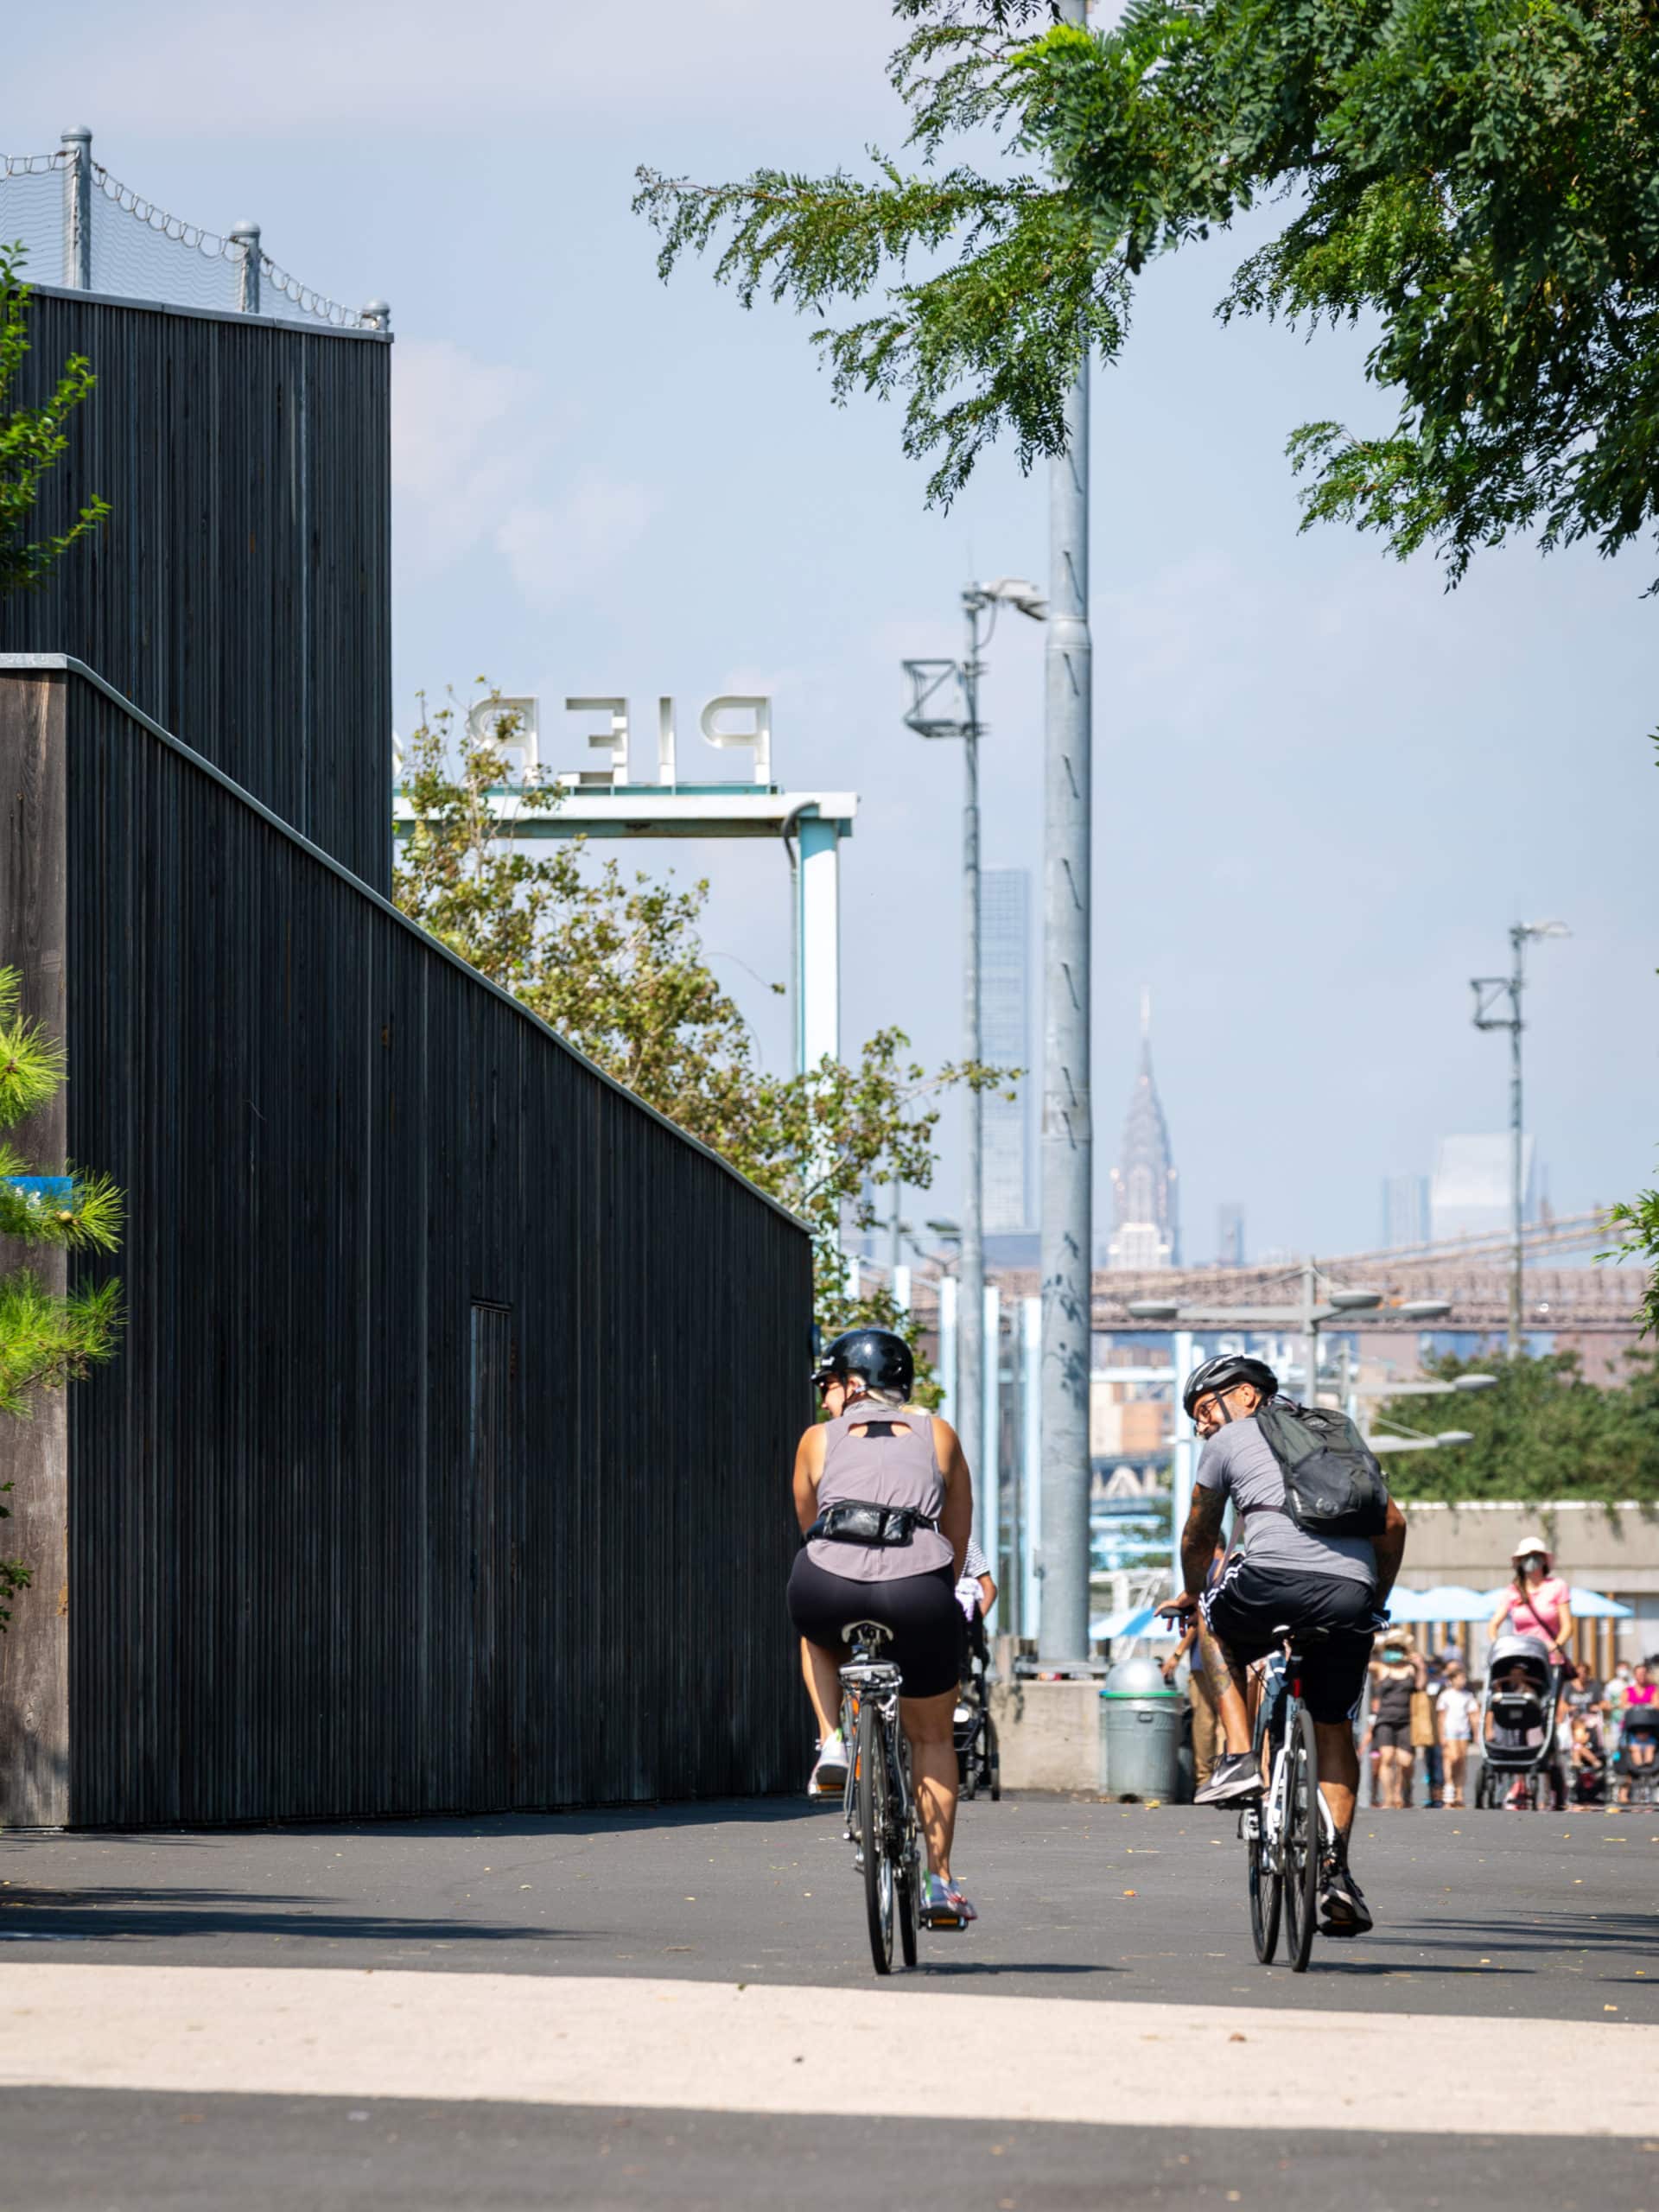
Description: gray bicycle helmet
1182,1352,1278,1420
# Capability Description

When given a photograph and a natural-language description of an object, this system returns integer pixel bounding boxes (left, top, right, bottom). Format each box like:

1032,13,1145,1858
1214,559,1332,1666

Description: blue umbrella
1386,1585,1491,1624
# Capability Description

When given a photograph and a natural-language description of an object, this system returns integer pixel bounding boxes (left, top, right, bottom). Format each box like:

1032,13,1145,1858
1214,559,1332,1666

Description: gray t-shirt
1196,1408,1376,1588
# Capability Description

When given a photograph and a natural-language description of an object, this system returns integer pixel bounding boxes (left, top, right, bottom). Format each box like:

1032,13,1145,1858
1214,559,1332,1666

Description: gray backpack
1253,1401,1391,1539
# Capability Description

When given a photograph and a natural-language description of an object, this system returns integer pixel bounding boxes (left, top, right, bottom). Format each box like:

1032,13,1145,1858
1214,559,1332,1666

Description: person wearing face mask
1489,1538,1574,1719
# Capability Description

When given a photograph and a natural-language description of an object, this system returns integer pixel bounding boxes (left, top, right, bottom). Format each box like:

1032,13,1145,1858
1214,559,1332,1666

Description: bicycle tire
988,1713,1001,1802
1248,1813,1281,1964
895,1738,919,1969
857,1698,895,1975
1281,1705,1321,1974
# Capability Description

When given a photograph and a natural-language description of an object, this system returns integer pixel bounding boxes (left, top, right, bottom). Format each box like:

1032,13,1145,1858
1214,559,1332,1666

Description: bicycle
1242,1622,1337,1974
954,1611,1001,1802
837,1619,923,1975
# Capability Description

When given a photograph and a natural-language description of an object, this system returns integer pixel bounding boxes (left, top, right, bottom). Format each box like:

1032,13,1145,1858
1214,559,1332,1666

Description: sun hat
1510,1535,1553,1566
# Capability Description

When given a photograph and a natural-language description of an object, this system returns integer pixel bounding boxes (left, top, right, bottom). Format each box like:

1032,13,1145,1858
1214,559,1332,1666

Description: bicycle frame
1250,1652,1338,1872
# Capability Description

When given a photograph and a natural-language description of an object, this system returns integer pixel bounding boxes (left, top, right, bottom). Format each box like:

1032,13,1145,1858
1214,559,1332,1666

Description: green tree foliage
640,0,1659,577
1378,1351,1659,1504
1,245,109,594
0,966,124,1628
391,689,1009,1389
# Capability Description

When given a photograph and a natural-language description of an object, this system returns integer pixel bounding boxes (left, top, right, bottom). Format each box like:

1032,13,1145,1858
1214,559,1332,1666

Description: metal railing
1,130,388,333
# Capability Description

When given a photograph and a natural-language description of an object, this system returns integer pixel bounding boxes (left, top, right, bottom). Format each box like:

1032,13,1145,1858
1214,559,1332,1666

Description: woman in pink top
1488,1536,1574,1662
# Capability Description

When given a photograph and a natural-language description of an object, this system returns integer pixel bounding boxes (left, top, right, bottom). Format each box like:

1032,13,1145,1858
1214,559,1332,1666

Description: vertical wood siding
5,668,811,1825
0,291,391,893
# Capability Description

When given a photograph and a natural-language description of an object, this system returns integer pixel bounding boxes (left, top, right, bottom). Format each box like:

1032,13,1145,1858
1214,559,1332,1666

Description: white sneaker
810,1730,849,1796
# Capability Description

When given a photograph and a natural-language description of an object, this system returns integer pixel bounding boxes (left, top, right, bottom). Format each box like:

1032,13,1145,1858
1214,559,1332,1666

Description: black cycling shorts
1201,1553,1377,1725
787,1554,960,1698
1370,1719,1413,1751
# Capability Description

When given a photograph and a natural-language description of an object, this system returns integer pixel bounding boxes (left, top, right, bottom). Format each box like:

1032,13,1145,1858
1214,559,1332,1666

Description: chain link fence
1,135,387,332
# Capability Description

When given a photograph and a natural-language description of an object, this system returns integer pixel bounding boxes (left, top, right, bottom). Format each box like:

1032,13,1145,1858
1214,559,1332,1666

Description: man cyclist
1162,1353,1408,1937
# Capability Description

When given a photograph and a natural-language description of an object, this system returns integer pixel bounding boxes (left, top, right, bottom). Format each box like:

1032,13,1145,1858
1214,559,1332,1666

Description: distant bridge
971,1210,1645,1340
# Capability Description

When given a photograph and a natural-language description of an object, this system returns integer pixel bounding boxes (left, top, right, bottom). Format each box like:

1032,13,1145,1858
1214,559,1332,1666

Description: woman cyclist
787,1326,976,1930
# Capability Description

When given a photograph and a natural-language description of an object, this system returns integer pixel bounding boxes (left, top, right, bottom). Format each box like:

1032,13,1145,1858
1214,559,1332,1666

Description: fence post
229,220,261,315
60,126,92,289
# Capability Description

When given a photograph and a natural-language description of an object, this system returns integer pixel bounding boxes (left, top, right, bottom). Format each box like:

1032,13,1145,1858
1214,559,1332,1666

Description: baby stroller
1474,1632,1563,1811
953,1607,1001,1801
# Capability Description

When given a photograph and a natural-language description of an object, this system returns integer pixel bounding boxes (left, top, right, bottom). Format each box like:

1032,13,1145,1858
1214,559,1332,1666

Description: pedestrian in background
1436,1662,1477,1807
1163,1541,1227,1794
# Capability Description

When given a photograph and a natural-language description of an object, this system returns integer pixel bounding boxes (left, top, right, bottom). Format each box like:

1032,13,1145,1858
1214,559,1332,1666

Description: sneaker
919,1873,970,1930
1194,1751,1264,1807
1318,1848,1374,1936
810,1730,849,1796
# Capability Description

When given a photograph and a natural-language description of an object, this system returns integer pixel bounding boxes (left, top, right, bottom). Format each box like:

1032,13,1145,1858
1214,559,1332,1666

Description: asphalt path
2,1795,1655,2019
2,1796,1656,2209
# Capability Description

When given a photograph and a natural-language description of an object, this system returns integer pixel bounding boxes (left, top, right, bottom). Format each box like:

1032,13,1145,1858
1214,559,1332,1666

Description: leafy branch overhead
637,0,1659,585
392,689,1014,1376
0,244,110,595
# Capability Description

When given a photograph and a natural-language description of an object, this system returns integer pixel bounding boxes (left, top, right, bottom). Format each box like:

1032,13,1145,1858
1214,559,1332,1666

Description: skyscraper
1381,1173,1429,1250
981,868,1032,1235
1108,991,1179,1269
1217,1203,1246,1268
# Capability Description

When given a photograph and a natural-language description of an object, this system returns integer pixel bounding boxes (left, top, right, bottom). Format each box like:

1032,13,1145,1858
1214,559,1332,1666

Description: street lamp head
1453,1372,1498,1392
1127,1299,1182,1322
1327,1288,1383,1313
973,577,1048,620
925,1218,961,1240
1519,918,1571,941
1436,1429,1475,1446
1398,1298,1452,1322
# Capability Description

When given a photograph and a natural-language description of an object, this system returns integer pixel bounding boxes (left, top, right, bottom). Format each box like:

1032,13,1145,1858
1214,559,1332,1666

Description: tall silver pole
957,596,984,1483
1508,926,1526,1360
1303,1256,1319,1408
1038,143,1094,1657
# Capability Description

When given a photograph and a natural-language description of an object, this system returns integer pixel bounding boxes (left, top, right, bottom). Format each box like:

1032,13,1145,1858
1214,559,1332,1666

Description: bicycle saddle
842,1618,894,1649
1270,1621,1332,1647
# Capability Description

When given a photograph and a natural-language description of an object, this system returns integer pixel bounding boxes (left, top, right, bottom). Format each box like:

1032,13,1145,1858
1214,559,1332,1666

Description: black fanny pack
806,1501,938,1549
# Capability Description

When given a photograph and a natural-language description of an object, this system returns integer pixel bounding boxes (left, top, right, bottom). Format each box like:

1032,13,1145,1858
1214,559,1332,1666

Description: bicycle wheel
1248,1804,1281,1964
987,1712,1001,1802
856,1699,895,1975
895,1741,919,1969
1281,1706,1322,1974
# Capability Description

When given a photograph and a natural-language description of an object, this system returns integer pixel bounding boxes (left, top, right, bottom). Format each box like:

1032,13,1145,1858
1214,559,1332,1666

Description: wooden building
0,292,812,1827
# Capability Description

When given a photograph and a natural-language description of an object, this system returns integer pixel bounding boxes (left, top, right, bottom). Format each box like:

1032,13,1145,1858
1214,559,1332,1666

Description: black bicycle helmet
1181,1352,1278,1420
814,1326,914,1402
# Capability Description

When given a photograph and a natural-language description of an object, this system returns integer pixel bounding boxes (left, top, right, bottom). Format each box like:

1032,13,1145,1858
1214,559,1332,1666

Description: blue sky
8,1,1656,1261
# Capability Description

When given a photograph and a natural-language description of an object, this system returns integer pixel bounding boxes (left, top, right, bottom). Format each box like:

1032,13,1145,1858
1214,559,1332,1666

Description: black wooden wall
10,664,812,1825
0,289,391,893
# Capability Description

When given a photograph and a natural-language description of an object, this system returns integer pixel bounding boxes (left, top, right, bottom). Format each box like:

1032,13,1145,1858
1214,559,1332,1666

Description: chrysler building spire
1108,989,1179,1269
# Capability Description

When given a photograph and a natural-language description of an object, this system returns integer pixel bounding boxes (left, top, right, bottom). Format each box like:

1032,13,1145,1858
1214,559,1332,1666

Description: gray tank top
806,1398,952,1584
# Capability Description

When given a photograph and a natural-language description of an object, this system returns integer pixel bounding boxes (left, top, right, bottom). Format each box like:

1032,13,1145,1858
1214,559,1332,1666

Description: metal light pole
1039,41,1094,1657
1472,920,1568,1358
904,577,1046,1482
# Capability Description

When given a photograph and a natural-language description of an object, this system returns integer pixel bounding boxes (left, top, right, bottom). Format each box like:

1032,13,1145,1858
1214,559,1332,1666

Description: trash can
1099,1656,1184,1801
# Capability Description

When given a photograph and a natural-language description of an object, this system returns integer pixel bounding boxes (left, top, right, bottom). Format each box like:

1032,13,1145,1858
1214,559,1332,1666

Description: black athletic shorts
1370,1719,1413,1751
787,1554,960,1698
1200,1553,1377,1725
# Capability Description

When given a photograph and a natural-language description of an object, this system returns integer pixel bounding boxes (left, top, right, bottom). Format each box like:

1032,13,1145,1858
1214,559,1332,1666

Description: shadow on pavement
0,1886,575,1948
